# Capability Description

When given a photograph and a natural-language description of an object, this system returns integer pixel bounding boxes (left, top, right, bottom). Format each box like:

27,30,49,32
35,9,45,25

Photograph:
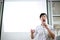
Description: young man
31,13,55,40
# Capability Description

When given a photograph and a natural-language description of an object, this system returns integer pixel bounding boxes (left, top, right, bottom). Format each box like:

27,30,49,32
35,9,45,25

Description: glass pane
53,17,60,21
53,2,60,15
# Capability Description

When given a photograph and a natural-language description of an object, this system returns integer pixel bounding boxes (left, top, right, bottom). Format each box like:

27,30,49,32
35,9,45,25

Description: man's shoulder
35,25,42,29
36,25,42,27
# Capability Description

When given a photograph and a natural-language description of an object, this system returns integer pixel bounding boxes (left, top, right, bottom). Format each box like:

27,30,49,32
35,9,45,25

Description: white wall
1,32,31,40
2,1,47,32
1,0,47,40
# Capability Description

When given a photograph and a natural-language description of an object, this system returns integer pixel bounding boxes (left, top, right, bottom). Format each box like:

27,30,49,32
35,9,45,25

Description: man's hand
43,22,48,29
31,29,35,33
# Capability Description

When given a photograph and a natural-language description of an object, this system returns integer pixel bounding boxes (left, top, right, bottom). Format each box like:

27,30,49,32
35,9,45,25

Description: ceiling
48,0,60,1
0,0,60,2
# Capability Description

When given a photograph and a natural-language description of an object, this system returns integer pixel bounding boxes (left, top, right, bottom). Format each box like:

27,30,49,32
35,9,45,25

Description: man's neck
41,24,45,26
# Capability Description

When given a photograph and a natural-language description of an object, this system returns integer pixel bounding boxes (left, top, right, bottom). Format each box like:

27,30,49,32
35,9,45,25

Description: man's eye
44,16,45,17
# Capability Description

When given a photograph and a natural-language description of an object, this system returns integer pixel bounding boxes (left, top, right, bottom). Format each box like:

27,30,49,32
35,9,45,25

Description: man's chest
37,27,48,36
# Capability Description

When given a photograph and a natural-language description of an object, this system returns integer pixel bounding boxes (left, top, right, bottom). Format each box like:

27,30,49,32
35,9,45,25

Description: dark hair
39,13,47,18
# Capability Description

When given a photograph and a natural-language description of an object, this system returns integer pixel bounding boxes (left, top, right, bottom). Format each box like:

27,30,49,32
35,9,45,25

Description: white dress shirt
34,25,55,40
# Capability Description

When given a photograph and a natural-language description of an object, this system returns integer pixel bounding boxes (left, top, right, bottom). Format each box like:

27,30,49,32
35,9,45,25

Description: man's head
39,13,47,23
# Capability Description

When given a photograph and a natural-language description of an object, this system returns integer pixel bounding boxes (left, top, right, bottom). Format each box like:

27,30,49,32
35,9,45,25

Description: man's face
40,15,47,23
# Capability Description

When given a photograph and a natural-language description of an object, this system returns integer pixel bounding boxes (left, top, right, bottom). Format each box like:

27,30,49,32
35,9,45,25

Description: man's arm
31,29,35,39
45,25,55,39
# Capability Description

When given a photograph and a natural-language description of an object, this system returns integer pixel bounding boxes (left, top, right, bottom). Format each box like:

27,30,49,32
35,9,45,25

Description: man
31,13,55,40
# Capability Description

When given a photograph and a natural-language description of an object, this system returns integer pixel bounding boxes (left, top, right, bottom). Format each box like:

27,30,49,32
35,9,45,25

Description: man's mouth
43,20,45,22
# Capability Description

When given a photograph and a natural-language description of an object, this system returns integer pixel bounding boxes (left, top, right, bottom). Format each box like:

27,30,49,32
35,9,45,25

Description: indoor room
0,0,60,40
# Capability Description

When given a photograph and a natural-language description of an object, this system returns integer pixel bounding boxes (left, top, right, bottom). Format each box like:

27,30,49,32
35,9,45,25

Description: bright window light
2,1,47,32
